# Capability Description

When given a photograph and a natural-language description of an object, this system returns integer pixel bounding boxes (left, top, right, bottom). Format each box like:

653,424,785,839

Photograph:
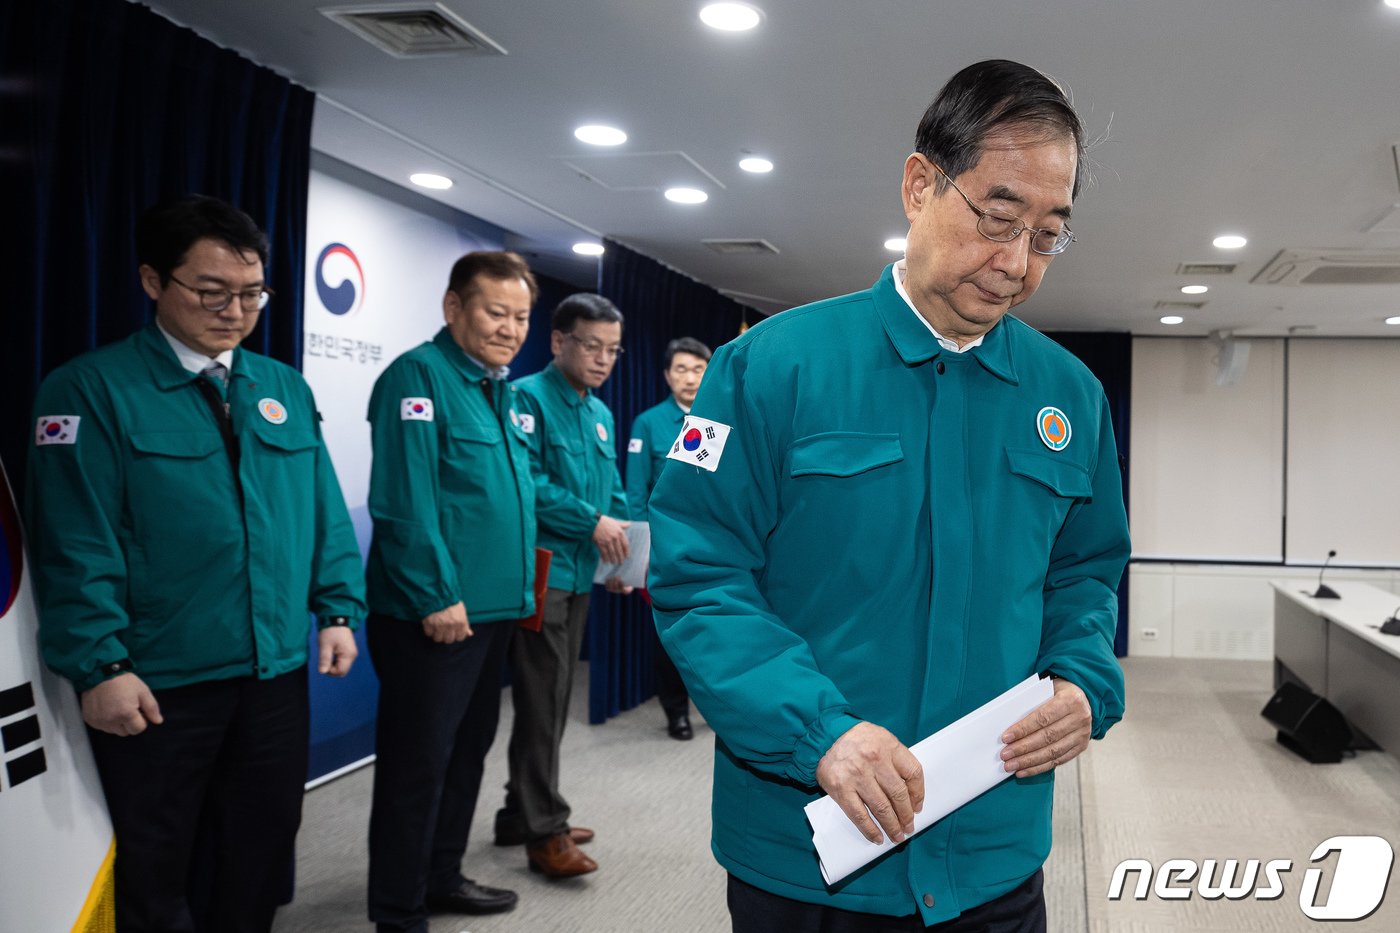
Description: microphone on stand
1312,549,1340,599
1381,604,1400,636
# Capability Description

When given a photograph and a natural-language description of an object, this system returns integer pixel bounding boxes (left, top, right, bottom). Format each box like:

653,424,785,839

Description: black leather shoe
425,879,518,915
667,713,693,740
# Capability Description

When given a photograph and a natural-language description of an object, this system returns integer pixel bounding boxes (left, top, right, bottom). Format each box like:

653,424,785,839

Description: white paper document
592,521,651,588
804,673,1055,885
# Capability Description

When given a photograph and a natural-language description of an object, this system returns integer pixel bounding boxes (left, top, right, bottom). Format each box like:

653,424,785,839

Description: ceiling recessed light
572,242,605,257
700,3,762,31
1386,315,1400,325
409,172,452,190
1386,0,1400,10
1181,284,1209,295
664,187,708,204
1160,315,1185,325
574,124,627,146
1213,234,1247,249
884,237,907,252
739,157,773,174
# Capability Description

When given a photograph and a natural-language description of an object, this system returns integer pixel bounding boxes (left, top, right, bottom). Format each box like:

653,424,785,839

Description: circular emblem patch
683,428,702,452
1036,406,1070,451
258,398,288,425
596,423,608,442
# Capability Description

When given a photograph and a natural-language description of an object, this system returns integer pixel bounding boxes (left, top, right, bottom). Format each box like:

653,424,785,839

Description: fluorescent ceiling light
1180,284,1209,295
1386,0,1400,10
574,124,627,146
884,237,907,252
700,3,762,31
409,173,452,190
739,157,774,173
1213,234,1247,249
665,187,708,204
572,242,605,256
1386,315,1400,325
1160,315,1185,325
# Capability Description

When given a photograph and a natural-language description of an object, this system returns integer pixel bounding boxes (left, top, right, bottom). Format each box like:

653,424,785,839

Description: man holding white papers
495,293,631,878
648,60,1130,931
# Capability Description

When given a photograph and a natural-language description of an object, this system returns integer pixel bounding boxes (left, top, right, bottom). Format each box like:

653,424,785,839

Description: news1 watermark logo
1108,836,1394,921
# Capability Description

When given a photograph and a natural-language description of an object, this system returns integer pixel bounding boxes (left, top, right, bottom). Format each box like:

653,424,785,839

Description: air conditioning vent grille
702,238,780,255
1176,262,1237,275
322,4,506,58
1155,300,1207,310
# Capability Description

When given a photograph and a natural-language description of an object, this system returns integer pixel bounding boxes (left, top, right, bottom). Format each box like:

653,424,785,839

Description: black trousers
644,588,690,720
495,588,589,843
86,669,309,933
365,613,514,930
727,870,1046,933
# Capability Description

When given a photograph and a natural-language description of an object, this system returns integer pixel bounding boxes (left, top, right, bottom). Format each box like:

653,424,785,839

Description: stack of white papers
592,521,650,588
804,674,1055,885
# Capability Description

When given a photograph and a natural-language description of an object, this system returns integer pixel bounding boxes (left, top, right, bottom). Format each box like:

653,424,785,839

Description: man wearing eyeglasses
493,293,630,878
648,61,1130,931
24,195,365,933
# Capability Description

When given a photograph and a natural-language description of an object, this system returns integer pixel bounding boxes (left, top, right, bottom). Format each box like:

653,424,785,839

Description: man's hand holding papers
815,723,925,845
999,677,1093,778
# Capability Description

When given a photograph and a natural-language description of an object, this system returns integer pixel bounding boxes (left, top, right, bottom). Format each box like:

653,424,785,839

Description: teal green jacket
25,324,366,692
625,397,686,523
513,363,628,593
648,266,1130,924
365,329,535,623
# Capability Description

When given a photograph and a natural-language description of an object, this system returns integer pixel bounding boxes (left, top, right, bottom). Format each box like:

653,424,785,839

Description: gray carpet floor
275,657,1400,932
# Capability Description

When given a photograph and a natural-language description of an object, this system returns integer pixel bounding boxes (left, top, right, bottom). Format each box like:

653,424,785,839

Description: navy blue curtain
1044,331,1132,657
588,240,753,722
0,0,313,491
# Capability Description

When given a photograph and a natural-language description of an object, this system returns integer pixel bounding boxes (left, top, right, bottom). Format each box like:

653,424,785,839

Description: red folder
517,548,552,632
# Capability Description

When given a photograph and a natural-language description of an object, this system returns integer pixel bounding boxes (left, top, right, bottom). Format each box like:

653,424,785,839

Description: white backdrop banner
0,458,115,932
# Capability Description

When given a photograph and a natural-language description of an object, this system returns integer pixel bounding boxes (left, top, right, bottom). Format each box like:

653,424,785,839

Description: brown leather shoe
527,831,598,878
569,826,595,845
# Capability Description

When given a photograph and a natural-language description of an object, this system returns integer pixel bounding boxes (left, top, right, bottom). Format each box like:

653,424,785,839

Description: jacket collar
872,264,1019,385
432,327,489,381
137,323,249,391
542,360,588,408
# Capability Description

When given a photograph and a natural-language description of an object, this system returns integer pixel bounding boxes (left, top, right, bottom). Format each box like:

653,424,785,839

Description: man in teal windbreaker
25,195,365,933
649,61,1130,932
494,293,630,878
363,251,538,930
624,336,711,741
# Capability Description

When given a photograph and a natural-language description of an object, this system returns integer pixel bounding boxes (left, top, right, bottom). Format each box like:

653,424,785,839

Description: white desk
1271,580,1400,754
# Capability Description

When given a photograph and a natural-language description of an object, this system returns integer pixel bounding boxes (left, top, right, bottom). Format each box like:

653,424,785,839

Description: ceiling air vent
322,4,506,58
1251,248,1400,286
1176,262,1237,276
1154,300,1207,311
702,239,780,256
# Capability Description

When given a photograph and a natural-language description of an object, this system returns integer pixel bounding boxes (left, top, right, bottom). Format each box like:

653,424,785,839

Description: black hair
135,194,269,283
663,337,712,368
551,292,624,332
915,60,1085,198
447,250,539,303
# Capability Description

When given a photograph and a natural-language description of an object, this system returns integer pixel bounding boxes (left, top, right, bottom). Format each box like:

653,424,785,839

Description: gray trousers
496,587,590,842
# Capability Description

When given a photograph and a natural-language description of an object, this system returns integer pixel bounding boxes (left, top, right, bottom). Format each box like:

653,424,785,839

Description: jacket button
936,362,946,375
923,893,935,908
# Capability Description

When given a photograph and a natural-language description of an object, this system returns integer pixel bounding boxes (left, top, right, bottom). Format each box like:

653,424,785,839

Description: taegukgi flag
0,455,115,931
666,415,732,473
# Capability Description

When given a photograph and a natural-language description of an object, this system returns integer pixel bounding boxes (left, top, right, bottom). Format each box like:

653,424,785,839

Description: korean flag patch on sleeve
35,415,80,446
666,415,732,473
627,438,643,454
400,397,434,422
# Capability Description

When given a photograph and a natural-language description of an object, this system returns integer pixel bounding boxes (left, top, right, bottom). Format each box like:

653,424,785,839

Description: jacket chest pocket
789,432,904,478
249,420,320,456
446,420,502,450
1003,447,1091,540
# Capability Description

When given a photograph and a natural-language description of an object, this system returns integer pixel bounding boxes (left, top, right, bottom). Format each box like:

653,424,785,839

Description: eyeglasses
564,333,625,359
168,274,273,312
935,167,1076,256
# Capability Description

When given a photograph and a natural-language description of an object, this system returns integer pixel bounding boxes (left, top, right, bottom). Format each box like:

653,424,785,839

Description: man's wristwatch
322,616,351,628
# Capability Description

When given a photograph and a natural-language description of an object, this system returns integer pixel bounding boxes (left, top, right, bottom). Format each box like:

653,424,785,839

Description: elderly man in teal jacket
649,60,1130,932
363,251,539,931
25,195,365,933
